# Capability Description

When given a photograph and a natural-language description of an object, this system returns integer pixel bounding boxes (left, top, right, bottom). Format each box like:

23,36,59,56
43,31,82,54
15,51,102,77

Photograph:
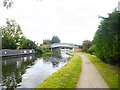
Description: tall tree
51,36,60,44
1,19,24,49
93,10,120,64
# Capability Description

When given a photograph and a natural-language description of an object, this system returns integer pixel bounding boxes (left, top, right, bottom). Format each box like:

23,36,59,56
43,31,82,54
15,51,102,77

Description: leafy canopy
51,36,61,44
93,10,120,64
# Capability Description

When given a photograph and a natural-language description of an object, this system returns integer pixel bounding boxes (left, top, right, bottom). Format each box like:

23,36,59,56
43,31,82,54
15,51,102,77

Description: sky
0,0,119,45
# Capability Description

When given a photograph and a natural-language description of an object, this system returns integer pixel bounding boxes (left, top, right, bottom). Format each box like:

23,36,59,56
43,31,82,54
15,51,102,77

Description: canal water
0,51,69,89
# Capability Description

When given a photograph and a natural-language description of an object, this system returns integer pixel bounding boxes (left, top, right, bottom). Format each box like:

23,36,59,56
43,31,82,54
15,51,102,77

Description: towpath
77,54,109,88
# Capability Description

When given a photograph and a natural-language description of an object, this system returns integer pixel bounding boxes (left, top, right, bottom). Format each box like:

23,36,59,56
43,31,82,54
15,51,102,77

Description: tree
93,10,120,64
82,40,92,52
1,19,43,54
19,36,27,49
1,19,24,49
2,34,17,49
43,39,51,45
51,36,60,44
22,39,37,49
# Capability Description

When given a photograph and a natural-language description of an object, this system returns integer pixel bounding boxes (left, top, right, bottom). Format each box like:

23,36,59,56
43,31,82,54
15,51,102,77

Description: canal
0,51,69,89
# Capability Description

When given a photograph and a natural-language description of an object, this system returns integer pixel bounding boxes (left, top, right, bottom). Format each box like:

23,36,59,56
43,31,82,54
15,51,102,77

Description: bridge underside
50,46,74,52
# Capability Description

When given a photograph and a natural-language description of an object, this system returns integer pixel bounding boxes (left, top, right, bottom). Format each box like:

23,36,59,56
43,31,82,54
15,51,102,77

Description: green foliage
1,19,43,54
81,40,92,52
19,37,43,54
43,48,51,53
36,53,82,88
35,47,44,54
93,10,120,64
51,36,60,44
87,45,96,55
43,39,51,45
1,19,24,49
83,52,119,89
2,36,17,49
22,39,37,49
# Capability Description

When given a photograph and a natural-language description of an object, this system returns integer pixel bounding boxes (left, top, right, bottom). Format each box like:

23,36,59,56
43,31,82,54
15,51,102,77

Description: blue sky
0,0,119,44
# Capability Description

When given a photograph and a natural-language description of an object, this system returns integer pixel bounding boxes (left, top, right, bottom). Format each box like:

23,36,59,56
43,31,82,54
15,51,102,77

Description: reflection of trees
52,53,62,58
42,49,69,68
42,54,50,62
2,55,37,89
42,51,62,68
51,59,59,67
1,52,68,89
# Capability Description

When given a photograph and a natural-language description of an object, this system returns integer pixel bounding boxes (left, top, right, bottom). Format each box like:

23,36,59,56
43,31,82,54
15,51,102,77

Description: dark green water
0,51,69,89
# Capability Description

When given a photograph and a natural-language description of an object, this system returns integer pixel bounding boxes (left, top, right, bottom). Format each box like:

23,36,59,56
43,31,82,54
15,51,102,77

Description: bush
87,45,95,55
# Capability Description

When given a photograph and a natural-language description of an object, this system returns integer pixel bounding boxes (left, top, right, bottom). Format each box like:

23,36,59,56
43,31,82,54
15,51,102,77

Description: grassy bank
36,53,82,88
81,52,119,89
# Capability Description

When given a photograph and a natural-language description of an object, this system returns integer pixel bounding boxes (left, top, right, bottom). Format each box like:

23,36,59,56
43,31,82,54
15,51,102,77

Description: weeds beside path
81,52,119,89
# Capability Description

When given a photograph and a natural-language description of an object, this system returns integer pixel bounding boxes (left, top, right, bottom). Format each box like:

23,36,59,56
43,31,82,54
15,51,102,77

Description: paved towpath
77,54,109,88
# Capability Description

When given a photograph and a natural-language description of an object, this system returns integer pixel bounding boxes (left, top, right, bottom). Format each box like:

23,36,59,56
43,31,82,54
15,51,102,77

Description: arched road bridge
50,43,75,52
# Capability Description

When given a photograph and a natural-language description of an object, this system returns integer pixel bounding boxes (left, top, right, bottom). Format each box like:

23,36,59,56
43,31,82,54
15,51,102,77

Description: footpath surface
77,54,109,88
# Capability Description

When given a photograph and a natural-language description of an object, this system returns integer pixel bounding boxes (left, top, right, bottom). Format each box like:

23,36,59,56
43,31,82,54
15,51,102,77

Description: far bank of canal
0,51,69,89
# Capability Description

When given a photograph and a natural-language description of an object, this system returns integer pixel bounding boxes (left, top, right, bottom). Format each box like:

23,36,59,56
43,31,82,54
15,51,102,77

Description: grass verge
35,53,82,88
81,52,119,89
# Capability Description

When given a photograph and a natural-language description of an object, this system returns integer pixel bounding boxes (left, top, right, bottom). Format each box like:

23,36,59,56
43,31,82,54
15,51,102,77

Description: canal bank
1,50,69,89
36,53,82,88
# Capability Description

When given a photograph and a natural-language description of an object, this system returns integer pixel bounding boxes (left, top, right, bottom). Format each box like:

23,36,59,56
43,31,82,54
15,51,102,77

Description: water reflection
1,55,36,89
1,52,69,89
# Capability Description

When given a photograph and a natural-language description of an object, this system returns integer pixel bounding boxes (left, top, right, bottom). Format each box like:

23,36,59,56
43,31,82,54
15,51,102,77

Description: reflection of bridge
50,43,74,52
